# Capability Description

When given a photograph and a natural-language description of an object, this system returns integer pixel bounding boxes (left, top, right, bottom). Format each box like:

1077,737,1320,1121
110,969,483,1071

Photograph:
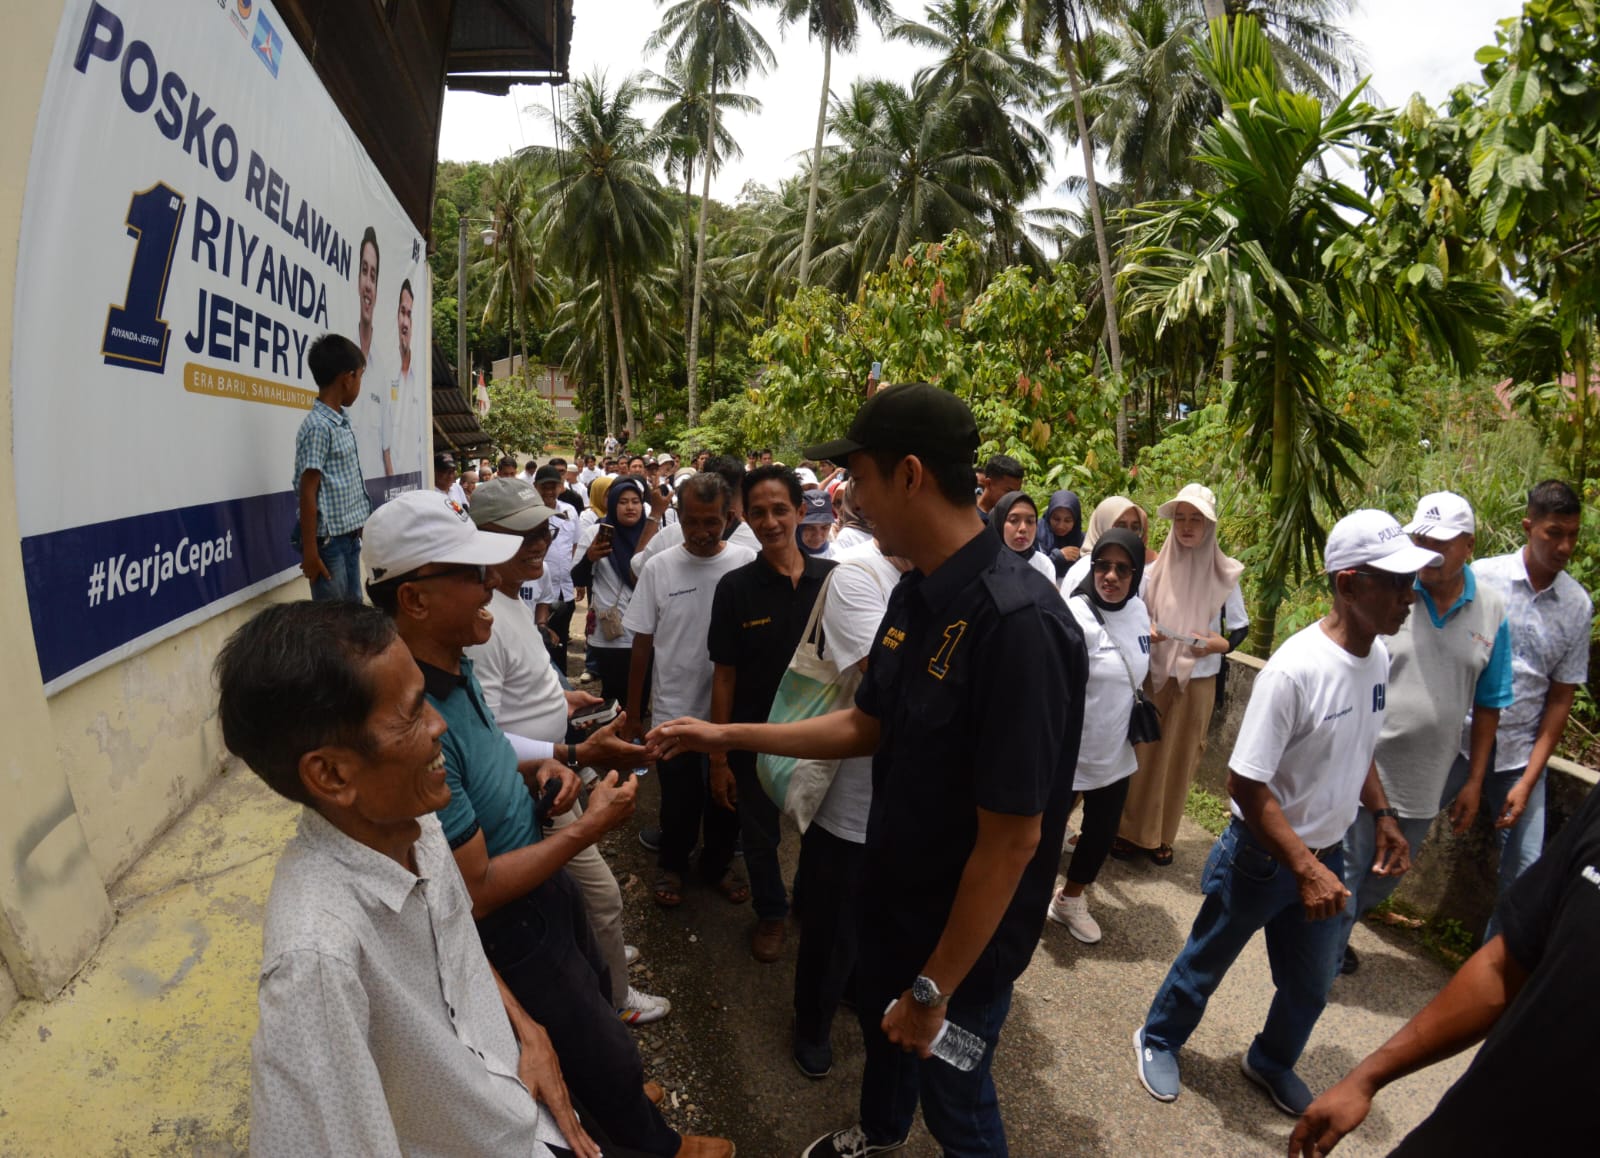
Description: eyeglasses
406,564,490,585
1091,560,1133,578
1347,568,1415,591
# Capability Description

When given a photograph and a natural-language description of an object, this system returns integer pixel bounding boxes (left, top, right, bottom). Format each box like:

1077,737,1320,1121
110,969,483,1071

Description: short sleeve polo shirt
707,553,836,725
420,658,540,856
853,529,1088,993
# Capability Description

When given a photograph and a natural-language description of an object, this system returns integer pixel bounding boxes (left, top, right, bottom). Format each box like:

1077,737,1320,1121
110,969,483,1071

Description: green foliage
751,232,1124,496
675,391,795,459
478,378,573,458
1183,784,1232,837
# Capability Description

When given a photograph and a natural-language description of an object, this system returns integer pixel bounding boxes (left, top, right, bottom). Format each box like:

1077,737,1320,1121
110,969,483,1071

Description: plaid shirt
293,400,370,537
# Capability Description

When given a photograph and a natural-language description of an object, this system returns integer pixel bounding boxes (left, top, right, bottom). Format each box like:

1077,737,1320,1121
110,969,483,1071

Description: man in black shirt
1291,782,1600,1156
649,385,1087,1158
706,466,835,963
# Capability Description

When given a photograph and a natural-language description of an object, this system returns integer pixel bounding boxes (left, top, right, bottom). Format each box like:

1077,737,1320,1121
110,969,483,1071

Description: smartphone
1156,623,1203,648
596,523,615,545
571,698,621,730
869,360,882,379
533,777,562,820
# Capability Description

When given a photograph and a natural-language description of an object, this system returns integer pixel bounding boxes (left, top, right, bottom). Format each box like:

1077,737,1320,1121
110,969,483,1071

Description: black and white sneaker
800,1125,906,1158
637,826,662,852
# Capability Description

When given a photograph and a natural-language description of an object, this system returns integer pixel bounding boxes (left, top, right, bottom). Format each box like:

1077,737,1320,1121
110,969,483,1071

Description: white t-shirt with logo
1066,593,1152,791
812,543,902,843
623,543,756,722
631,518,760,577
1228,622,1389,849
466,590,570,743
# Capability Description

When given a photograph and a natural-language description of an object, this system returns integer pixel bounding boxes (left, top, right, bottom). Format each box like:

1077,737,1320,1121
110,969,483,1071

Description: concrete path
0,769,1473,1157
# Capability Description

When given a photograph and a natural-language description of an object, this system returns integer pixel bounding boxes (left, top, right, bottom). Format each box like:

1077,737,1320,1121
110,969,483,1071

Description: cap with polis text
363,490,522,584
1403,491,1475,540
1324,509,1443,575
468,478,555,533
803,382,979,465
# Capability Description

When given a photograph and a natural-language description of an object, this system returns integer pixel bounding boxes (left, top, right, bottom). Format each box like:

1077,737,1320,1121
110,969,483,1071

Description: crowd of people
257,345,1593,1156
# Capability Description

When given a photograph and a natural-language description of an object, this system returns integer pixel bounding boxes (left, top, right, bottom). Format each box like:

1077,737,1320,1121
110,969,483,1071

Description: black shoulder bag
1074,594,1162,746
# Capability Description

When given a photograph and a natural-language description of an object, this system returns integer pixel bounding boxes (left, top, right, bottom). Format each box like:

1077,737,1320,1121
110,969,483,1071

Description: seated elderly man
220,600,614,1157
361,491,731,1158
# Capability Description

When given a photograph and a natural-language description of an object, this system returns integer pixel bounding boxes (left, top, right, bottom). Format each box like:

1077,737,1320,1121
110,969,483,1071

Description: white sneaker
576,672,594,684
624,944,641,967
1047,890,1102,944
617,985,671,1025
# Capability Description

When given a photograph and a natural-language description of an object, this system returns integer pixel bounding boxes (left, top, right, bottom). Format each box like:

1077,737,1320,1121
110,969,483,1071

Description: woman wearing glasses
1115,484,1248,866
1048,530,1152,942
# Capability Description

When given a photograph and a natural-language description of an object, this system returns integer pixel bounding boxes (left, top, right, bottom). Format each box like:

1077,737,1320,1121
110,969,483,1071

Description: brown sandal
714,869,750,905
653,870,684,908
1150,844,1175,867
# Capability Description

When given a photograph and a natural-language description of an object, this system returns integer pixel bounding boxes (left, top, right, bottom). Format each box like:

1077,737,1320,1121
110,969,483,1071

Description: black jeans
657,750,739,878
698,752,787,920
477,871,679,1156
544,598,576,670
1066,778,1134,887
793,823,865,1046
591,645,648,721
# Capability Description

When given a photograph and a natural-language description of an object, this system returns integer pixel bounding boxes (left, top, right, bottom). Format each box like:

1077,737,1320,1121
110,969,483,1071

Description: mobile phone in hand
597,523,615,545
571,698,621,730
1156,623,1202,648
534,777,562,820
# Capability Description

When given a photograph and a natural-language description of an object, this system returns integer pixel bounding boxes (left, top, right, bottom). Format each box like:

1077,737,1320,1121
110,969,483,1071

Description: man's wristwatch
565,743,581,770
911,974,949,1009
1372,807,1400,822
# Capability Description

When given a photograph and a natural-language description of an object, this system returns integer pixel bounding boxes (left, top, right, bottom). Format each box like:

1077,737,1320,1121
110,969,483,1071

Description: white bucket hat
1157,483,1219,523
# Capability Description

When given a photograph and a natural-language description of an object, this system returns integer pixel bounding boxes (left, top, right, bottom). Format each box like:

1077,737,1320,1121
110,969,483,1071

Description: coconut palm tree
649,0,776,426
523,71,675,438
640,59,760,342
1122,16,1492,649
477,159,549,386
778,0,895,288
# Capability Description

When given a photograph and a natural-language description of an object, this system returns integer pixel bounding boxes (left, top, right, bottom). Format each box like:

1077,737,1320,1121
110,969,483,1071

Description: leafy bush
479,375,573,457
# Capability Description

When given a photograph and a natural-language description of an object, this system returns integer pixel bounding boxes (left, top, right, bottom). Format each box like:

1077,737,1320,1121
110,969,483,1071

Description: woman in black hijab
1046,529,1153,944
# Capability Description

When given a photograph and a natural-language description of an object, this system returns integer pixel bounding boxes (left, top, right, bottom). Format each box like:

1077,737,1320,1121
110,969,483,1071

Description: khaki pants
1118,675,1217,850
547,801,629,1007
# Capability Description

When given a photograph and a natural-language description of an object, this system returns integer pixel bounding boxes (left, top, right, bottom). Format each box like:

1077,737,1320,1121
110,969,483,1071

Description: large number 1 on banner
102,183,186,374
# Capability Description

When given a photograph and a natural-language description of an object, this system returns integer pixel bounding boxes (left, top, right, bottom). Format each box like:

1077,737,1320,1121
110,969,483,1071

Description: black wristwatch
565,742,581,770
1372,807,1400,822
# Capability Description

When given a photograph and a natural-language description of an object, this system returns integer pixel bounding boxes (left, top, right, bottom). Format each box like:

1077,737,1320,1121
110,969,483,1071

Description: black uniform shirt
854,528,1087,995
708,552,836,725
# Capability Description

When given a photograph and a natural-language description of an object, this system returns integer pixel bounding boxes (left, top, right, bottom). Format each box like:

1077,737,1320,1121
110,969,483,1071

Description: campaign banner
12,0,431,692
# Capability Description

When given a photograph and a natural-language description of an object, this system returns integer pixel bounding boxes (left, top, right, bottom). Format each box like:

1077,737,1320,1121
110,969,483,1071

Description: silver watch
911,974,949,1009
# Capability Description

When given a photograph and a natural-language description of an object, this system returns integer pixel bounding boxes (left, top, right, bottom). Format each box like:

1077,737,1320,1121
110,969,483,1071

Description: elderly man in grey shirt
217,600,624,1158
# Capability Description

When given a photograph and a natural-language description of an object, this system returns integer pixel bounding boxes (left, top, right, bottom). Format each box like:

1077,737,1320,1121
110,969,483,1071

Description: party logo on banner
251,9,282,77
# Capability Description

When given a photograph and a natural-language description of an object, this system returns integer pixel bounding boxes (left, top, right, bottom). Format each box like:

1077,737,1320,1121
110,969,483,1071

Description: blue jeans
1440,755,1545,940
308,531,364,603
1338,806,1436,956
858,977,1014,1156
1144,821,1345,1078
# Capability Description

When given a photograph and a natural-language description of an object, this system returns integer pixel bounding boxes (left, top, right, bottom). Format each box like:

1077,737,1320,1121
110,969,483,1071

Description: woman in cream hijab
1113,483,1248,865
1058,495,1155,595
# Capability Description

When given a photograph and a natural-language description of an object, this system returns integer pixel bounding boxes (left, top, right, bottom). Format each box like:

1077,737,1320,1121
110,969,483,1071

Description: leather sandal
653,870,684,908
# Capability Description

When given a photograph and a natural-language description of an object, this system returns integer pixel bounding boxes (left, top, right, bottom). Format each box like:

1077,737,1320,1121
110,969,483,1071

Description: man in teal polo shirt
362,491,732,1158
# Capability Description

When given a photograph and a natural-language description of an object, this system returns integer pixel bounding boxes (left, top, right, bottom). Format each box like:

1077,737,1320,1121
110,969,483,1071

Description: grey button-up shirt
1470,550,1593,772
250,810,563,1157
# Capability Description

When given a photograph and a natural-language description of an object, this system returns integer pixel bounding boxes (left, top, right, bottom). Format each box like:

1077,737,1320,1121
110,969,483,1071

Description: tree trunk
1063,41,1126,458
681,158,695,349
1576,330,1590,491
601,319,615,437
605,242,636,436
798,35,832,288
686,74,718,427
1202,0,1227,20
1222,294,1236,382
1250,328,1293,657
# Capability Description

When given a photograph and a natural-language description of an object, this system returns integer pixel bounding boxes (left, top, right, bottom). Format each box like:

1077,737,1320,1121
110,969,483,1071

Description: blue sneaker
1241,1053,1312,1117
1134,1027,1180,1102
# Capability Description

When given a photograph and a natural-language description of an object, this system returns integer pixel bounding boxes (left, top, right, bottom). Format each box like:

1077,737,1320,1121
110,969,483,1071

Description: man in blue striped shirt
294,333,372,602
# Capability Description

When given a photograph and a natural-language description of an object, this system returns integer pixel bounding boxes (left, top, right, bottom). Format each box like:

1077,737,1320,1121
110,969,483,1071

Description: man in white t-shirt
1135,510,1438,1118
463,478,672,1028
623,473,755,907
631,455,760,579
791,537,905,1079
534,465,583,670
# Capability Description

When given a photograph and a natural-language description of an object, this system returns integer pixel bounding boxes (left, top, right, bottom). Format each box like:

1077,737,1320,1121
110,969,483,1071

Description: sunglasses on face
1092,560,1133,578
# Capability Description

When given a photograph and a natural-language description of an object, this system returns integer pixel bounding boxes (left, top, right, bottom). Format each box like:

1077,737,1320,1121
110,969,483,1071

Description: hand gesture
585,533,612,563
564,689,604,719
1447,784,1481,835
300,551,331,585
1495,780,1532,830
649,717,729,759
584,771,639,834
584,713,655,770
882,994,944,1059
1370,819,1411,877
514,1019,601,1158
709,759,738,811
1297,859,1351,922
531,763,581,817
1288,1076,1376,1157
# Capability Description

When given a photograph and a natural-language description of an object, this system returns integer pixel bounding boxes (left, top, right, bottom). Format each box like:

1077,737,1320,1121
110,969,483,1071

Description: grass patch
1365,898,1476,972
1184,784,1232,837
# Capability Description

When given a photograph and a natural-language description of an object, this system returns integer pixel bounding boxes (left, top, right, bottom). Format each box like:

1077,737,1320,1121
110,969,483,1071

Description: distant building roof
432,343,496,456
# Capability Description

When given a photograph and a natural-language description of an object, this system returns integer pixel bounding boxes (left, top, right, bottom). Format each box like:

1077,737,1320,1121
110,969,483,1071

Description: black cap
434,452,456,470
803,383,979,465
534,464,564,483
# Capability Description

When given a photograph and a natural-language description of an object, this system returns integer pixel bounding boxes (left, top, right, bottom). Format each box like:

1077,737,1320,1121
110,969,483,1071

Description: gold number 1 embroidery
928,620,969,680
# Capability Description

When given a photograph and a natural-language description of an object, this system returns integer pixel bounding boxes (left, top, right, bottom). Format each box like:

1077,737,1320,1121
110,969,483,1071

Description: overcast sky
437,0,1523,210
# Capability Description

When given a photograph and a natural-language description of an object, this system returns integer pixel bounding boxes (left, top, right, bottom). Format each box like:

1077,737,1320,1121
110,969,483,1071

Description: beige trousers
1117,674,1217,850
547,801,629,1006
